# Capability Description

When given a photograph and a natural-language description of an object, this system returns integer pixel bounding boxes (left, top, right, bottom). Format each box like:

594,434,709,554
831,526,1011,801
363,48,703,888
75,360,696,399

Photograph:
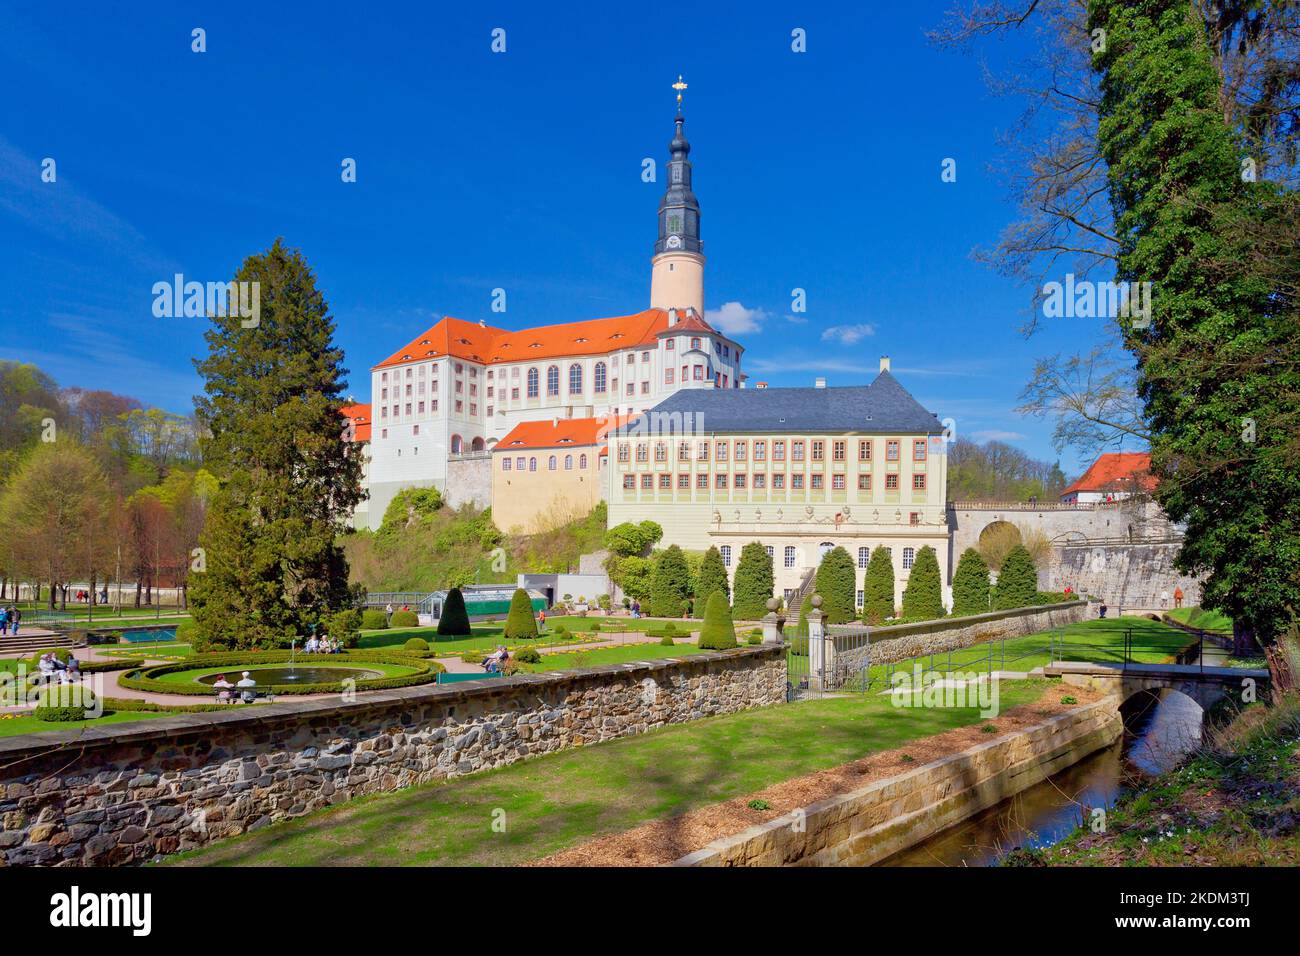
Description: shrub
327,607,363,648
659,634,675,646
862,546,895,624
588,620,601,632
597,593,612,611
437,587,471,636
732,542,774,620
994,546,1038,610
697,592,738,650
403,637,430,652
951,548,991,617
648,545,691,618
747,631,762,645
662,622,677,635
504,588,538,640
514,646,542,664
389,609,419,627
33,687,97,722
901,546,944,621
361,609,389,630
553,623,568,637
695,546,731,608
815,546,857,624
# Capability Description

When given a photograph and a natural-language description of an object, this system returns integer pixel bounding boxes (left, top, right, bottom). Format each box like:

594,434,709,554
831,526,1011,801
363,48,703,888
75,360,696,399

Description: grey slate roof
639,371,944,435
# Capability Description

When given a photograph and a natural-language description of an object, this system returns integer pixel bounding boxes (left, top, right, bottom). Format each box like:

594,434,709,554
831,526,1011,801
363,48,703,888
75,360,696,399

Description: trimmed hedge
117,650,443,696
951,548,991,617
901,545,944,621
815,546,857,625
732,541,775,620
503,588,538,641
695,546,730,608
995,546,1038,610
404,637,430,652
437,587,471,636
862,546,895,625
696,592,738,650
389,609,420,628
514,646,542,664
33,687,97,722
361,609,389,630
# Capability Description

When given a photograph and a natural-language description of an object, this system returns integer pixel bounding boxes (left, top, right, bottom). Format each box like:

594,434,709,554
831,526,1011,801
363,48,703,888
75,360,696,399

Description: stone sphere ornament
766,597,779,612
810,594,823,609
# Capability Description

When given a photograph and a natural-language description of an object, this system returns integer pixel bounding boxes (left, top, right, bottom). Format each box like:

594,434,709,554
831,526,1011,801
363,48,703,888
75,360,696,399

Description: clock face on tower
666,235,682,249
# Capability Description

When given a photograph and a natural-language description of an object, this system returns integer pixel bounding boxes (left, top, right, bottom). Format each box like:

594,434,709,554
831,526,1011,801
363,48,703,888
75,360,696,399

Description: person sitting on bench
212,673,234,704
235,671,257,702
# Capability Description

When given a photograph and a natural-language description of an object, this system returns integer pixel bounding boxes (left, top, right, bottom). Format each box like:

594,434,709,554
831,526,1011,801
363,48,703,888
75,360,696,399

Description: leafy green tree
380,487,443,534
616,555,654,603
695,546,730,608
504,587,538,640
732,542,774,620
696,591,738,650
1090,0,1300,649
189,239,365,650
648,544,691,617
814,546,856,624
862,547,895,624
951,548,991,617
437,586,471,636
994,545,1038,610
901,546,944,620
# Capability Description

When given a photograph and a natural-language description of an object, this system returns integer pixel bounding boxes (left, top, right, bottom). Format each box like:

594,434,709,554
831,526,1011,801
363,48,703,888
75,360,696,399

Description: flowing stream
876,639,1227,867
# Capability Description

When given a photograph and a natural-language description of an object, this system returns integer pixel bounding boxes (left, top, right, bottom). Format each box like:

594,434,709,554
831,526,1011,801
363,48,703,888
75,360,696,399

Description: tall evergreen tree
731,541,774,620
437,586,470,636
504,587,538,640
814,546,856,624
189,239,365,650
994,545,1038,610
648,544,690,617
862,546,895,624
1091,0,1300,648
901,545,944,620
950,548,991,617
695,545,730,609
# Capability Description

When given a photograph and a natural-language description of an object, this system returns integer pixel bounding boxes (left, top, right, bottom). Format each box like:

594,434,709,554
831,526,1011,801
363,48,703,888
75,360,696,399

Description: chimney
552,416,559,427
814,377,827,389
668,308,678,325
879,355,891,372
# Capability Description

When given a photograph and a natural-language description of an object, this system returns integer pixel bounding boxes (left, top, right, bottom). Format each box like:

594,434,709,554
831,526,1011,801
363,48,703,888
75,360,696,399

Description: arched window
548,455,557,471
471,436,485,451
569,363,583,393
564,454,573,470
579,454,588,468
819,541,835,560
526,367,539,398
784,546,798,569
450,434,462,454
547,365,560,396
594,362,607,393
529,457,537,472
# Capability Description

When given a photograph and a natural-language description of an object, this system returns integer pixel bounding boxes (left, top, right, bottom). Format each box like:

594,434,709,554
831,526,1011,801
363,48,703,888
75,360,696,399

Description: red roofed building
490,416,634,534
360,93,748,530
339,403,373,527
1060,452,1156,504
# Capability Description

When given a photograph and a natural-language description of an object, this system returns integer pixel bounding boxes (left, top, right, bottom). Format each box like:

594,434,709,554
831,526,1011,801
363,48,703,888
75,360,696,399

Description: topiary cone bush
649,545,691,618
437,586,471,636
901,546,945,621
815,546,857,624
863,546,895,624
995,545,1039,610
695,545,731,609
696,591,738,650
732,541,774,620
504,588,539,640
951,548,991,617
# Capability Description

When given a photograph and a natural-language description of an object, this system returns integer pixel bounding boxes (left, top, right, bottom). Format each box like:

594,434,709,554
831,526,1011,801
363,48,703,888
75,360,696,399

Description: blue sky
0,1,1123,476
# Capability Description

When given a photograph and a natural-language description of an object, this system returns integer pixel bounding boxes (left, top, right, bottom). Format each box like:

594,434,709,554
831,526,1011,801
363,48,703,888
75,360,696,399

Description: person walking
10,606,20,637
385,602,394,624
1173,586,1184,609
0,606,8,636
1160,589,1169,609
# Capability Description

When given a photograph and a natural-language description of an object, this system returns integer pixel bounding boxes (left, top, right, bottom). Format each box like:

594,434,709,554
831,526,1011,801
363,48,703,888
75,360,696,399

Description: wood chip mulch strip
524,683,1105,867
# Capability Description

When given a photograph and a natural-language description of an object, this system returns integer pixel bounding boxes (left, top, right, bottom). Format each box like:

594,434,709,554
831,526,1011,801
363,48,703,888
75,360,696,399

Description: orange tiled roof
372,309,727,371
1061,452,1155,496
494,414,637,452
340,403,372,442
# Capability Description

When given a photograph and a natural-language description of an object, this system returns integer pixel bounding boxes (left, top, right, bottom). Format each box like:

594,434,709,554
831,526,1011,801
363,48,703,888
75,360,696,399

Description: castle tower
650,76,705,315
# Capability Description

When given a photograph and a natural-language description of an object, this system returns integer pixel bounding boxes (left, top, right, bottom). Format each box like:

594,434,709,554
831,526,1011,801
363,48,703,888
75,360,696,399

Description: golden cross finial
672,74,688,107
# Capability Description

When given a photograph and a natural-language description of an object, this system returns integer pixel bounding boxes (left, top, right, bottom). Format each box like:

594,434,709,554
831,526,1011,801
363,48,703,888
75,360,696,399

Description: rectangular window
914,439,927,462
641,475,653,489
715,440,728,461
811,441,824,461
733,473,747,489
792,440,805,462
910,512,921,526
716,474,728,489
792,474,805,490
833,440,846,462
857,474,871,490
693,365,704,380
856,589,864,608
431,400,438,412
913,473,926,490
753,473,766,489
886,474,899,490
753,440,766,461
772,474,786,489
677,474,690,489
654,442,667,462
832,474,845,490
665,369,675,385
734,440,747,461
469,403,477,416
623,475,635,489
678,441,690,462
412,424,419,436
858,547,869,569
811,474,823,490
773,441,785,462
618,444,630,462
511,388,519,400
454,401,462,413
502,457,512,471
641,381,650,395
636,444,648,462
659,474,672,489
903,547,915,570
697,441,709,461
887,440,900,461
697,473,709,490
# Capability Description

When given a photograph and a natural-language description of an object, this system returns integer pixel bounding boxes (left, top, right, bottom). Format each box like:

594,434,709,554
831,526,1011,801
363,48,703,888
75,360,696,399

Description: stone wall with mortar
830,600,1089,679
0,645,784,867
675,698,1122,867
445,456,491,510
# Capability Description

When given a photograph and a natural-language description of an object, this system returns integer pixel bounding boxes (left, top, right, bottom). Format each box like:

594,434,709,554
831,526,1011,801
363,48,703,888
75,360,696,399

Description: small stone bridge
1044,661,1271,711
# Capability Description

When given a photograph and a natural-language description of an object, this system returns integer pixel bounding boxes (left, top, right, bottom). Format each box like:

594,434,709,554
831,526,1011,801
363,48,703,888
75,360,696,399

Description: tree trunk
134,580,142,609
1232,620,1260,658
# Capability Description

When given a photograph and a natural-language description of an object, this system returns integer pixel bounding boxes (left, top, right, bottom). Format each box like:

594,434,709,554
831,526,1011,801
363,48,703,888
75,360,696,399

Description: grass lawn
151,660,424,685
107,643,195,659
0,708,178,738
1166,606,1234,635
358,617,697,655
165,678,1050,867
518,641,709,673
820,616,1197,688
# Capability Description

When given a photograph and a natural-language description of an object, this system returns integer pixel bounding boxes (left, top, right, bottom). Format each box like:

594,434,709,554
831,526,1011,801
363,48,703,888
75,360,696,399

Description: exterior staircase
783,566,819,625
0,629,82,656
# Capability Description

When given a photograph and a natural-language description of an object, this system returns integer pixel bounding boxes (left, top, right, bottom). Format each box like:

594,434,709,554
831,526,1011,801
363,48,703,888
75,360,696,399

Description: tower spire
649,76,705,315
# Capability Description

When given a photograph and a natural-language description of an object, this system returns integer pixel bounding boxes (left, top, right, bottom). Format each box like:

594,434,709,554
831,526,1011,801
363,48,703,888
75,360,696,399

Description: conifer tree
861,546,895,624
697,591,738,650
951,548,991,617
695,545,730,609
648,544,691,617
504,587,538,640
731,541,774,620
994,545,1038,610
901,546,944,620
814,546,856,624
437,586,471,636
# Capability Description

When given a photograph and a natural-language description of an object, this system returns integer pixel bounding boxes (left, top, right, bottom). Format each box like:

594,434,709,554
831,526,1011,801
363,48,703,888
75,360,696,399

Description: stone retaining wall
834,600,1089,676
0,645,784,867
675,697,1121,867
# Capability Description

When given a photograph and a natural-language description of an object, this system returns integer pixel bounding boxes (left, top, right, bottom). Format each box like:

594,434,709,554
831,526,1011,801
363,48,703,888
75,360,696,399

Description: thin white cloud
820,323,876,345
972,429,1028,442
705,301,768,335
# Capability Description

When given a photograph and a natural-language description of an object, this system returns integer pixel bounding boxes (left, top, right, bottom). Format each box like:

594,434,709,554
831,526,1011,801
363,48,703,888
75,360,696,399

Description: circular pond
196,666,382,686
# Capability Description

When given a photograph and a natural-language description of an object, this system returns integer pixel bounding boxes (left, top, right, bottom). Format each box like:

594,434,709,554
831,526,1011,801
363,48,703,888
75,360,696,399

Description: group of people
35,652,81,683
481,646,510,673
0,606,20,636
211,671,258,704
303,636,343,654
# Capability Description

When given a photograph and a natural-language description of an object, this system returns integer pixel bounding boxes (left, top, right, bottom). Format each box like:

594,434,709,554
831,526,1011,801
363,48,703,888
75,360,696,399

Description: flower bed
118,650,443,696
